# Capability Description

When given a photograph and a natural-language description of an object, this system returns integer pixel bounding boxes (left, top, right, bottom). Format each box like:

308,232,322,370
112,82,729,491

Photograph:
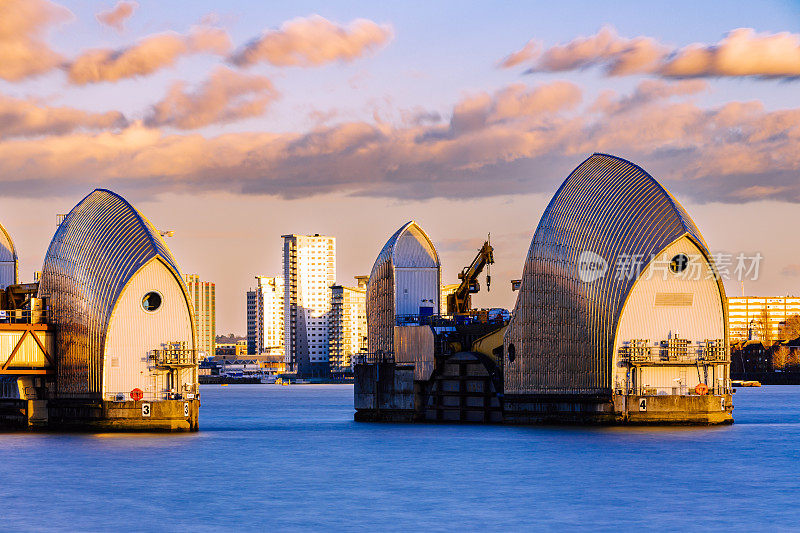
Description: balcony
618,339,728,366
149,348,198,368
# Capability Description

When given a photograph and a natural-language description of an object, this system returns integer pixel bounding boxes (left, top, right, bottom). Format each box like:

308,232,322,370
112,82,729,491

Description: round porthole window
142,291,162,312
669,253,689,274
508,343,516,363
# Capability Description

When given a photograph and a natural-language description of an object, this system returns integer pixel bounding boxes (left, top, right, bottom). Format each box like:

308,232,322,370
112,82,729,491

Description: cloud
502,26,800,80
0,0,72,81
0,94,127,139
661,28,800,78
591,79,709,114
145,67,278,129
0,79,799,206
781,265,800,277
229,15,393,67
66,26,232,84
96,1,138,33
498,40,540,68
503,26,667,75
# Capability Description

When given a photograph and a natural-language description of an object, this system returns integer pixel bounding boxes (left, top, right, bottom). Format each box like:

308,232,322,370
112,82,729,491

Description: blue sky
1,0,800,332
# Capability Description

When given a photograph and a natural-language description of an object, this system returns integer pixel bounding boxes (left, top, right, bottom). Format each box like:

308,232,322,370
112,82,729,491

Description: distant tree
779,315,800,341
756,307,774,345
774,345,788,371
788,347,800,371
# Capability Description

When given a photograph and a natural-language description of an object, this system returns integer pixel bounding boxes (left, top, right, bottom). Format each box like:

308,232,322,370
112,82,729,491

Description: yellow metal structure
0,324,55,375
446,236,494,315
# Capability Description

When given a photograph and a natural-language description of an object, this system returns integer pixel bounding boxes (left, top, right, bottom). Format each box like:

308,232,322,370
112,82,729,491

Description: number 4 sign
639,398,647,412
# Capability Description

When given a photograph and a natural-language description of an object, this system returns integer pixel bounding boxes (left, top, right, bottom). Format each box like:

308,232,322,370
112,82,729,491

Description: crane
446,235,494,315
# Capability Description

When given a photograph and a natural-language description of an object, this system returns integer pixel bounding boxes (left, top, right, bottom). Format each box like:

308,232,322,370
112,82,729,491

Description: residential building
728,296,800,342
246,276,284,355
186,274,216,358
283,234,336,377
329,276,367,372
216,340,248,357
440,283,460,315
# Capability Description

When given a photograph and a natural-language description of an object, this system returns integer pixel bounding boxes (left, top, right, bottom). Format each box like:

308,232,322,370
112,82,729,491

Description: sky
1,0,800,334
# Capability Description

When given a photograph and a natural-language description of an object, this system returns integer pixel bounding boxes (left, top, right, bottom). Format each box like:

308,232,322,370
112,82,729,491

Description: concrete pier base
47,399,200,432
355,362,734,426
0,398,200,432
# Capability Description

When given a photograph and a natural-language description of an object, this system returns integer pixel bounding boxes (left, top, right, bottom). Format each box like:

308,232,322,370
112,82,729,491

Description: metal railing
104,389,198,402
619,386,729,396
149,348,199,368
0,309,49,324
619,339,728,364
352,351,395,365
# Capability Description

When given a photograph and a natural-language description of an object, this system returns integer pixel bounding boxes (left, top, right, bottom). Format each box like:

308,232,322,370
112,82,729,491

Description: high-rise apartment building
185,274,216,358
728,296,800,342
246,276,284,355
329,276,367,372
283,234,336,377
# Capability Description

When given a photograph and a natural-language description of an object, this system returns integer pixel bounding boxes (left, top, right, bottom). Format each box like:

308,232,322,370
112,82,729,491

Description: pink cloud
66,26,232,85
781,265,800,277
146,67,278,129
662,28,800,78
0,0,72,81
0,94,127,139
0,80,797,205
502,26,800,80
230,15,393,67
96,1,138,33
498,40,540,68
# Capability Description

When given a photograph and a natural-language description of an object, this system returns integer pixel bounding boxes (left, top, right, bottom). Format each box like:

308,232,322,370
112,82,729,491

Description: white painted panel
103,258,193,398
614,237,725,388
394,226,438,268
394,268,439,316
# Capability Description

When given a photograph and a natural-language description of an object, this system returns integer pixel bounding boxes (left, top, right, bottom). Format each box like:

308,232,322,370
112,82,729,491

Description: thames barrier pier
0,189,199,431
355,154,733,425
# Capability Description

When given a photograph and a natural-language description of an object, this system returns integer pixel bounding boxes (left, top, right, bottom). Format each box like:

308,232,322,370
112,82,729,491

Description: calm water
2,385,800,531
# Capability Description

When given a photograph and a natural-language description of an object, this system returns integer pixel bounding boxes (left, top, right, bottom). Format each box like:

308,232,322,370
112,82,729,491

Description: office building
186,274,216,358
246,276,284,355
329,276,367,372
283,234,336,377
728,297,800,342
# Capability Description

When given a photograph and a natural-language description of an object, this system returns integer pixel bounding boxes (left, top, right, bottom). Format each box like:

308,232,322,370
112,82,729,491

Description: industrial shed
38,189,199,430
366,221,441,356
503,154,732,423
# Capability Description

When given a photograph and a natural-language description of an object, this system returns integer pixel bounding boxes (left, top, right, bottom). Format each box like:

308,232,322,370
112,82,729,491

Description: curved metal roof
367,221,439,354
38,189,186,396
504,153,716,395
0,221,18,288
369,221,440,278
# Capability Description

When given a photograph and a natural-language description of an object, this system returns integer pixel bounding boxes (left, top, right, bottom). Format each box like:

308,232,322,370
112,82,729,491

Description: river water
1,385,799,531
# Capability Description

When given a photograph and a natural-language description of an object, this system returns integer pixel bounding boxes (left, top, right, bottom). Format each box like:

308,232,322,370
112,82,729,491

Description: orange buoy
695,383,709,395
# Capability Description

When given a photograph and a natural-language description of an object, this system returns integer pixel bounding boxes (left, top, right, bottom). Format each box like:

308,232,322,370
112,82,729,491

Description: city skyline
1,0,800,334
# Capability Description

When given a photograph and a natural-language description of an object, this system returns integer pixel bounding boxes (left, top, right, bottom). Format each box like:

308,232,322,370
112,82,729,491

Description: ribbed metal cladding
0,222,18,289
38,189,187,398
367,221,440,355
504,154,713,396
